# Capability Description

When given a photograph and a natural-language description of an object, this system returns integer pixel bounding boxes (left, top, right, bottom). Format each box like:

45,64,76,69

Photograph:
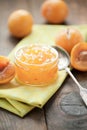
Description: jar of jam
15,44,58,86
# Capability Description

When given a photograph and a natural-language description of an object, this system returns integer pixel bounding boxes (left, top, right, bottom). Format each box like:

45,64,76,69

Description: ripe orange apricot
0,56,9,71
55,28,84,54
41,0,69,24
0,56,15,84
8,9,33,38
71,42,87,71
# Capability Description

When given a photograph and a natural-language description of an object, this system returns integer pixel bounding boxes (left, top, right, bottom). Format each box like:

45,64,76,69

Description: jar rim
15,44,58,67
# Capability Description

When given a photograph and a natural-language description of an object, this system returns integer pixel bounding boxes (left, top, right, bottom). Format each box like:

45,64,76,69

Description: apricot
71,42,87,71
0,56,9,71
0,56,15,84
55,28,84,54
8,9,33,38
41,0,69,24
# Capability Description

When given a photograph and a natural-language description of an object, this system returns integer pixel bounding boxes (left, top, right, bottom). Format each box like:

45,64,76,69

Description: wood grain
0,108,47,130
0,0,87,130
45,70,87,130
66,0,87,24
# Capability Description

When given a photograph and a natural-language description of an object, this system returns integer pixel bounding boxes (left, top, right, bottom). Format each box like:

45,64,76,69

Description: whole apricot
55,28,84,54
71,42,87,71
8,9,33,38
41,0,69,24
0,56,15,84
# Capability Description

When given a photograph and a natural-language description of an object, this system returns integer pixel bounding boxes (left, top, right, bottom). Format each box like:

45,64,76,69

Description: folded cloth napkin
0,25,87,117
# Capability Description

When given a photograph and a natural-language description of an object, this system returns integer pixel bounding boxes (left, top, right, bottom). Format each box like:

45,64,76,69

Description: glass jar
15,44,58,86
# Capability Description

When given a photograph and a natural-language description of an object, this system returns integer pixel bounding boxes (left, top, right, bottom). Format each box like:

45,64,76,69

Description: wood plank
44,0,87,129
0,0,47,130
0,108,47,130
66,0,87,24
45,70,87,130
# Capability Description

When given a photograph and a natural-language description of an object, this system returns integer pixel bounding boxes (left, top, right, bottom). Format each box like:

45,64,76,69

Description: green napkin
0,25,87,117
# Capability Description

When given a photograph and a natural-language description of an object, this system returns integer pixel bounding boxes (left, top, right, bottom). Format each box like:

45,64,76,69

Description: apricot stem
66,28,71,40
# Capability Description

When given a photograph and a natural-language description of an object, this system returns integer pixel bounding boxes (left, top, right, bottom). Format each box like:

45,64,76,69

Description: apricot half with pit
70,42,87,71
0,56,15,84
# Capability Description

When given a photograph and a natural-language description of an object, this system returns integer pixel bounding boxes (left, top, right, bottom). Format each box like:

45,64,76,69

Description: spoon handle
65,67,83,90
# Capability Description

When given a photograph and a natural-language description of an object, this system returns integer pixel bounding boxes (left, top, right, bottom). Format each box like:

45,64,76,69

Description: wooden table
0,0,87,130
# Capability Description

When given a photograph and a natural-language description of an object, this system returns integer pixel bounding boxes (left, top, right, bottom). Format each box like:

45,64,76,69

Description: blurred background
0,0,87,55
0,0,87,25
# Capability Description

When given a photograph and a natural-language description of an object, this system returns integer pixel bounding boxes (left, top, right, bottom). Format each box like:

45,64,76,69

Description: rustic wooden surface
0,0,87,130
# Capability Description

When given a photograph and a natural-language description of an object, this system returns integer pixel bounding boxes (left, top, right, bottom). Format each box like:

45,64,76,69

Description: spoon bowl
52,45,70,70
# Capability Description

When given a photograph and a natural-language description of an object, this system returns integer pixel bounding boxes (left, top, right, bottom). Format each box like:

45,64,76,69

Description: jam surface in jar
15,44,58,86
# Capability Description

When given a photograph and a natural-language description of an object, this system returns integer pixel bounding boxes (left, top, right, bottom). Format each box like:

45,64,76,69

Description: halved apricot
70,42,87,71
0,56,9,71
55,28,84,54
0,56,15,84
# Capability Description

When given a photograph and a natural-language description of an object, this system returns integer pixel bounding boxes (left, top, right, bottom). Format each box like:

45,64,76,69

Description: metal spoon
52,45,87,106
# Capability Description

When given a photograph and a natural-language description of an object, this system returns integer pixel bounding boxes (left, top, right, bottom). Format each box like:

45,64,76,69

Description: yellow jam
15,44,58,86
